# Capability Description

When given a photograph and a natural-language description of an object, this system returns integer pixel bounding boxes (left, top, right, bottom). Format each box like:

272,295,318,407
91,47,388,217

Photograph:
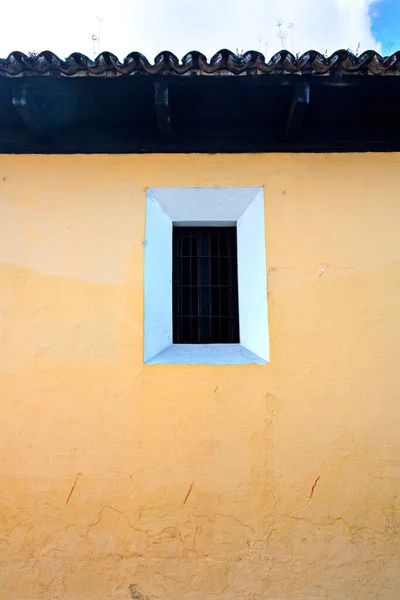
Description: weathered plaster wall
0,154,399,600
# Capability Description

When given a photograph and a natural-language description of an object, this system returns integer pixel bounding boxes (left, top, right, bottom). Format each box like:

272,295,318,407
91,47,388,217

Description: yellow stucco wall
0,153,399,600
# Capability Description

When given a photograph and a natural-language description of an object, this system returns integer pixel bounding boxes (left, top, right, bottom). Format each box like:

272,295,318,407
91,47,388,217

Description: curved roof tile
0,49,400,77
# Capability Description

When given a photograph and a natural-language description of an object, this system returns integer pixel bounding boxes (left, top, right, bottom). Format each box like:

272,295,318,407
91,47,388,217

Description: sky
371,0,400,53
0,0,398,61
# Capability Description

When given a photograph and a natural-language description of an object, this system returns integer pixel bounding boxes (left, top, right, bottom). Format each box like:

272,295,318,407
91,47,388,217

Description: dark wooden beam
285,81,310,141
12,87,47,142
154,82,172,137
0,74,394,153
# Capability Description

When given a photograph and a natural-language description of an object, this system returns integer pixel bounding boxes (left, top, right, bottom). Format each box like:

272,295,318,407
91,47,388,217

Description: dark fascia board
1,69,400,154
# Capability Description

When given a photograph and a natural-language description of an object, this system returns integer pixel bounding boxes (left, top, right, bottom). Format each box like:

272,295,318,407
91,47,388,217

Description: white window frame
144,187,269,365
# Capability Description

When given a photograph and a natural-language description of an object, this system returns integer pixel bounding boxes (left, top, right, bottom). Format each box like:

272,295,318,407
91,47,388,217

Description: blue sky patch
370,0,400,54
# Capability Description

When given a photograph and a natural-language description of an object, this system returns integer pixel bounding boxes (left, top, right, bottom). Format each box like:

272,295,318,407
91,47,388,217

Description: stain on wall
0,154,399,599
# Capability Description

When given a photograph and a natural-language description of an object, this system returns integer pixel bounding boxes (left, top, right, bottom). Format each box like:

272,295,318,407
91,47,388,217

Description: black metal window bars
173,226,239,344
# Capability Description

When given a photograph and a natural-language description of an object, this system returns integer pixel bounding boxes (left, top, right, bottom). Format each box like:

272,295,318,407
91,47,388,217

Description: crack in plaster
288,514,387,538
199,513,256,534
68,505,187,547
65,505,255,560
268,261,400,278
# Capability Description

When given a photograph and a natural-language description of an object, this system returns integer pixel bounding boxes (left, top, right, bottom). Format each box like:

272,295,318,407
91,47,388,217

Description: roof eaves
0,48,400,77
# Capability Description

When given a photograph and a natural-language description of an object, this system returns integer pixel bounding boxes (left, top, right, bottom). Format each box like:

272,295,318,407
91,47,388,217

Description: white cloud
0,0,381,60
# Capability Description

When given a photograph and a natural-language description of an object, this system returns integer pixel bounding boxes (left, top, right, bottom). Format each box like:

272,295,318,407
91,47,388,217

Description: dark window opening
173,226,239,344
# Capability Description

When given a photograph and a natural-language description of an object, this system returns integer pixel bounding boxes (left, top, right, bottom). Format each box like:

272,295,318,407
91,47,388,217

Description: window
144,187,269,365
173,226,239,344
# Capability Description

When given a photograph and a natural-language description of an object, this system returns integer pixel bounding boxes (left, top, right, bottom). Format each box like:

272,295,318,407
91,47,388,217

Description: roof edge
1,48,400,77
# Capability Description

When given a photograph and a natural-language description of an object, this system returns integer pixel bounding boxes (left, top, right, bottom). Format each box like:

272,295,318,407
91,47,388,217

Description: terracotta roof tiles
1,48,400,77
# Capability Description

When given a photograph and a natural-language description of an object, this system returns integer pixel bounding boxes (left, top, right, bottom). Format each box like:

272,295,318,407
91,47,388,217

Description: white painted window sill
145,344,267,365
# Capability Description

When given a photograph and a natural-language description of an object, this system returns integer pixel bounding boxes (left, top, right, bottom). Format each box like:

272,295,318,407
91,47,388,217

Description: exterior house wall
0,153,399,599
